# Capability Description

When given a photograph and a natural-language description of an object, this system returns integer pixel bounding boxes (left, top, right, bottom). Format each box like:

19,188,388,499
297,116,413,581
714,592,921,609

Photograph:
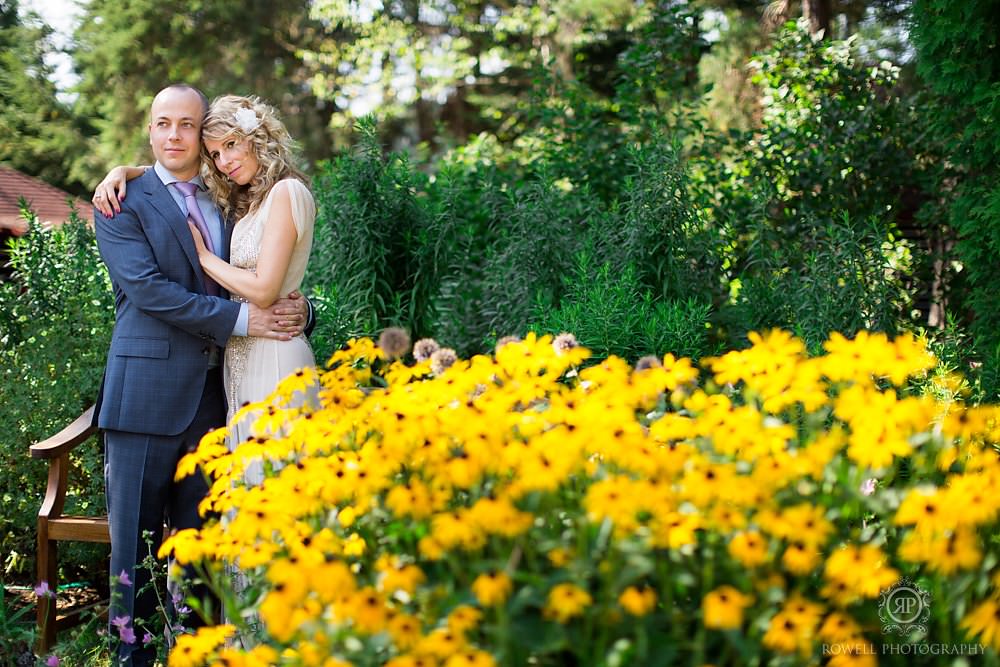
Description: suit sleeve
95,206,240,345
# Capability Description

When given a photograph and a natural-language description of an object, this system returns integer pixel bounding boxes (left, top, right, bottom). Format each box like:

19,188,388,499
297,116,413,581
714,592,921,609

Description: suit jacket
94,169,241,436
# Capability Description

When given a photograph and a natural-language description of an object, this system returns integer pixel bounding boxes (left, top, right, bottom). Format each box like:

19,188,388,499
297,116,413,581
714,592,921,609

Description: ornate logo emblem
879,578,931,635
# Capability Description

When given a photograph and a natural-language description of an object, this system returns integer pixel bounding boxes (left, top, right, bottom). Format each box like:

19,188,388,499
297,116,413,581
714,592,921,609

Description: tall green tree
910,0,1000,386
304,0,655,151
72,0,333,173
0,0,91,196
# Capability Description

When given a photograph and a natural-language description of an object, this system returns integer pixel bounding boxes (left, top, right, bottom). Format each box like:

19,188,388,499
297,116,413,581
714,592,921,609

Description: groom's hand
247,291,307,340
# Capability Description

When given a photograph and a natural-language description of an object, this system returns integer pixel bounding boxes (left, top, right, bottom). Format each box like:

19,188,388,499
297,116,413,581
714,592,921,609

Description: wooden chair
30,405,109,653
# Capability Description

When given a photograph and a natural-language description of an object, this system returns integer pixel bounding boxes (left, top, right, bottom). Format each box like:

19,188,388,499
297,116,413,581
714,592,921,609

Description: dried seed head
635,355,662,371
552,332,579,354
495,335,522,354
378,327,411,359
413,338,441,362
430,347,458,375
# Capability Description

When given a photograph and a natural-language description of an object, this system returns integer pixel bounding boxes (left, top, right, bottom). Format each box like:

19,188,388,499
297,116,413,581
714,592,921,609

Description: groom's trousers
104,369,224,667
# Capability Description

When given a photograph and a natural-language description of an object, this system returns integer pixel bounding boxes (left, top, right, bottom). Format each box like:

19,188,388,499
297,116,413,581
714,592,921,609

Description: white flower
233,107,260,133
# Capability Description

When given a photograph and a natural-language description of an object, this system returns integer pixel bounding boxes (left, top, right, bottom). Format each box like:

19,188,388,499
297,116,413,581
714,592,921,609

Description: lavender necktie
173,181,220,296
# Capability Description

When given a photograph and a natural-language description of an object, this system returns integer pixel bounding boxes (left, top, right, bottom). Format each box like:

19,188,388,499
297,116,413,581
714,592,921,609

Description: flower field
162,330,1000,666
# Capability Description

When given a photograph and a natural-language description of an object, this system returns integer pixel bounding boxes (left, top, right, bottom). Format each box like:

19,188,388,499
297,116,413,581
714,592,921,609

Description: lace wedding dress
222,177,318,644
224,177,317,469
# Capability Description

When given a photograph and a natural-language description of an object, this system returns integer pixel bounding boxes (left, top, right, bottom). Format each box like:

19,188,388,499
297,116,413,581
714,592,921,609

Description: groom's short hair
158,83,210,117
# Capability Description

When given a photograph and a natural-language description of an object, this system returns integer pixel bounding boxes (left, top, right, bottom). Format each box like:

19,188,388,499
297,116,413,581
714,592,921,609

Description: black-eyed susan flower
961,597,1000,651
443,649,497,667
818,612,863,643
619,585,657,616
472,571,513,606
544,583,592,624
167,625,235,667
447,605,483,635
387,612,422,651
728,530,769,568
701,585,753,630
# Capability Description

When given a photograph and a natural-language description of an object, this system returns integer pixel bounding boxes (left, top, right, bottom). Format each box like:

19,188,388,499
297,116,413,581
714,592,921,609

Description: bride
96,94,317,467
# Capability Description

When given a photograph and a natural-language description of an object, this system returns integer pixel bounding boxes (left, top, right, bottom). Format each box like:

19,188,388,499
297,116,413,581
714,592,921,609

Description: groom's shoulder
120,169,166,211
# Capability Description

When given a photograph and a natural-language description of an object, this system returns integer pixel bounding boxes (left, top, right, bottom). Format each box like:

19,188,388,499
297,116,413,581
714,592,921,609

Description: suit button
202,347,209,355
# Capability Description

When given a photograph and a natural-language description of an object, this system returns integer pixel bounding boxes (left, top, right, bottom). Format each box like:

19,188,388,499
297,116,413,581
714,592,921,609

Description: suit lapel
142,172,211,292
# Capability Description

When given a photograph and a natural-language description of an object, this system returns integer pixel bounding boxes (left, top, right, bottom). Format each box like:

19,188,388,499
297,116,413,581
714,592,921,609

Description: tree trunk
802,0,831,37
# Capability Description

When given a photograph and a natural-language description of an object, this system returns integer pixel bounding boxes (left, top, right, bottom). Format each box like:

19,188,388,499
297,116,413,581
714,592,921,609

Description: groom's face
148,88,204,180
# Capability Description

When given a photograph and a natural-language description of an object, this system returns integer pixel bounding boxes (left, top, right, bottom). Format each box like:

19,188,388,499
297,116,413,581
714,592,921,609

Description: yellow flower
618,586,657,616
345,587,388,635
384,655,438,667
168,625,235,667
819,612,863,643
377,556,426,595
384,656,438,667
822,544,899,604
414,627,467,660
702,586,753,630
894,487,952,533
547,547,572,567
762,598,822,656
728,531,769,568
447,605,483,635
387,612,423,651
544,583,592,623
900,526,982,575
962,597,1000,651
443,650,497,667
472,571,513,606
772,504,833,548
343,532,367,557
782,541,822,576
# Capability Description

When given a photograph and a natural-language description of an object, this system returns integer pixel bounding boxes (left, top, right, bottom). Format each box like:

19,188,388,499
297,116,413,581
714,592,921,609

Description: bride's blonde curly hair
200,94,307,221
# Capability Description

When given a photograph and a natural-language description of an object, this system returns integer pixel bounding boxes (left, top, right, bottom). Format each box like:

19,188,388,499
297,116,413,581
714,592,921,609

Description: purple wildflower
117,570,132,586
45,655,60,667
860,478,877,496
119,625,136,645
142,632,154,645
34,581,54,598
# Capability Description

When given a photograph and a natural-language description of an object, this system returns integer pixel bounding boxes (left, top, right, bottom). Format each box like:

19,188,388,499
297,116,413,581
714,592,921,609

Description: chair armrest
30,406,98,460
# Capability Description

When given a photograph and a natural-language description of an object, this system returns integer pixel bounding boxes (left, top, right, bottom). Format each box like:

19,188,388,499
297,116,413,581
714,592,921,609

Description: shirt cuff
233,303,249,337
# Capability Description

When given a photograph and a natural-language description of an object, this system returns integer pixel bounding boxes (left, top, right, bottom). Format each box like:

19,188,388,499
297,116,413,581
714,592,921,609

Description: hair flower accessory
233,107,260,133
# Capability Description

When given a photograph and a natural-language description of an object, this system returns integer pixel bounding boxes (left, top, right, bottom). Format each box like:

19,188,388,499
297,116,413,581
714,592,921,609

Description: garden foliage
162,330,1000,666
911,0,1000,394
0,210,112,582
304,20,926,364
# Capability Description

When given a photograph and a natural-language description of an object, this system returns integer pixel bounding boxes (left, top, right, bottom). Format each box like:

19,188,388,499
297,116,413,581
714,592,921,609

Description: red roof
0,165,92,235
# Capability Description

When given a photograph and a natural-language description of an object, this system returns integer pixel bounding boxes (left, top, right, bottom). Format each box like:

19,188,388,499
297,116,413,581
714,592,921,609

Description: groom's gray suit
94,166,237,665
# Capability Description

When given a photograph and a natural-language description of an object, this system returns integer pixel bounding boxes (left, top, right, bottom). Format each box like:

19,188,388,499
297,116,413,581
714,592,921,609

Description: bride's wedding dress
222,177,318,644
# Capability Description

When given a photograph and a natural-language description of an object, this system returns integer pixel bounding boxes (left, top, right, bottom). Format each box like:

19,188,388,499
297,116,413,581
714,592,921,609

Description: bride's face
204,135,260,186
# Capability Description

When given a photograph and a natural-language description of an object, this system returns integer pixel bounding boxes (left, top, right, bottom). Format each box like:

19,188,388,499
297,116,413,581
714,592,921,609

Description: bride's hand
187,222,210,258
92,166,131,217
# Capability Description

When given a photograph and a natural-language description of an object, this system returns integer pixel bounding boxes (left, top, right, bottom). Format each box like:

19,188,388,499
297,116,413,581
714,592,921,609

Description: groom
93,83,308,667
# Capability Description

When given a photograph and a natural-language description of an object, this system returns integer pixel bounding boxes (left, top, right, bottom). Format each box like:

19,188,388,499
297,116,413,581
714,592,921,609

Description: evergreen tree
910,0,1000,375
0,0,91,196
72,0,333,171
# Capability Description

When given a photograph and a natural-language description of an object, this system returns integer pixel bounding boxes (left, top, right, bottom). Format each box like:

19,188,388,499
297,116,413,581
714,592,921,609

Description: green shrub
305,117,431,362
0,208,112,582
721,213,912,351
532,255,715,362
